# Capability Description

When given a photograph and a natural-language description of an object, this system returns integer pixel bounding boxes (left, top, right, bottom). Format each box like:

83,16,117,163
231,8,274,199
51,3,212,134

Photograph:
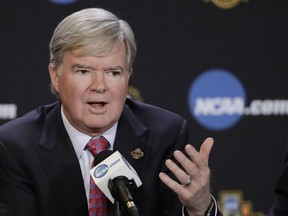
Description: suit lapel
37,103,88,215
113,104,150,180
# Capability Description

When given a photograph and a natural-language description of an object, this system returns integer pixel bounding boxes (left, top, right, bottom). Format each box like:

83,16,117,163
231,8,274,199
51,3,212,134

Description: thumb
199,137,214,165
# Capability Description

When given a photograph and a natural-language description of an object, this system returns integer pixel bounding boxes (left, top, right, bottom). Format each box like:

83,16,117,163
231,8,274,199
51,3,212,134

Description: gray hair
49,8,137,96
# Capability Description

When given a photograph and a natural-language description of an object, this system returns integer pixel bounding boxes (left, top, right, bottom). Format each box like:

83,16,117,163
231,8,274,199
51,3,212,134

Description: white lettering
0,104,17,119
194,97,244,116
249,100,261,115
248,100,288,115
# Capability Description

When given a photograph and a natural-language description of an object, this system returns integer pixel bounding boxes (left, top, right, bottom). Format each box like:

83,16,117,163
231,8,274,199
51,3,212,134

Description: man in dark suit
0,8,220,216
269,153,288,216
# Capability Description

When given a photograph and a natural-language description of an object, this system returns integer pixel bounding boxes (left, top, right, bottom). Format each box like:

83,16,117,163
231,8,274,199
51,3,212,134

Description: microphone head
94,150,114,166
90,151,142,203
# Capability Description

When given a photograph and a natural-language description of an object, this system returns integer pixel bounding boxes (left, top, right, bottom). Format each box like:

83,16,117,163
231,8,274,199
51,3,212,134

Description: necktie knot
85,136,110,158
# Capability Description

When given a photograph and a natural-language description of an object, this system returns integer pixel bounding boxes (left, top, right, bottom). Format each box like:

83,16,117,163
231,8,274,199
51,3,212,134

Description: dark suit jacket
269,154,288,216
0,98,192,216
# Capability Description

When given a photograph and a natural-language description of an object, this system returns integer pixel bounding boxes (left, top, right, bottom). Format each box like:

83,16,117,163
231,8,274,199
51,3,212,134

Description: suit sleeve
0,141,39,216
158,119,189,216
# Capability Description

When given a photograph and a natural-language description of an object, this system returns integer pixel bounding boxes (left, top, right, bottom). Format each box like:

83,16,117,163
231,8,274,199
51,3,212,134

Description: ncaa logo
188,69,246,130
94,164,109,178
48,0,79,5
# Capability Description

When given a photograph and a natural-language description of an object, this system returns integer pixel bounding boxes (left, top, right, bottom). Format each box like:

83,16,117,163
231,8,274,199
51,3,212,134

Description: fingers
160,137,214,188
175,137,214,175
183,137,214,169
199,137,214,165
159,172,180,193
164,158,191,185
159,137,214,215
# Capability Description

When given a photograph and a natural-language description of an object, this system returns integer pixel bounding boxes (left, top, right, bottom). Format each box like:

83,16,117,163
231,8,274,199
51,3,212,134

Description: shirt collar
60,106,117,160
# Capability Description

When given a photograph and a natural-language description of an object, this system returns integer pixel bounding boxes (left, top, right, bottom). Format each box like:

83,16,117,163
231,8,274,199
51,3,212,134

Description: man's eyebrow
71,64,126,72
72,64,95,70
105,66,125,71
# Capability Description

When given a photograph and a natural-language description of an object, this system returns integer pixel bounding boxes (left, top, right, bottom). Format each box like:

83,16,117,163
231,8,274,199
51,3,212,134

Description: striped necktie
85,136,110,216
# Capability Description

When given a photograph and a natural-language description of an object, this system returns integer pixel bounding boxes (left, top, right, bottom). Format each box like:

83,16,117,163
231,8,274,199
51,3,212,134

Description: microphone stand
114,200,121,216
108,176,140,216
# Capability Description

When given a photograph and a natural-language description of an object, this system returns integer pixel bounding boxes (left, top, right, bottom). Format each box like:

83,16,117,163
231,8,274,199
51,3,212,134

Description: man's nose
90,72,106,93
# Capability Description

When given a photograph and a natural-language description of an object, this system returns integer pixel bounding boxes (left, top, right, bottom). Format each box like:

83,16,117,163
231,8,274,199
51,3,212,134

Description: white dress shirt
61,107,117,204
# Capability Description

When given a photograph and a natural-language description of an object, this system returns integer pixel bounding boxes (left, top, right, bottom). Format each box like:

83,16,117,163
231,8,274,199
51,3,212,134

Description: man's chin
85,122,112,135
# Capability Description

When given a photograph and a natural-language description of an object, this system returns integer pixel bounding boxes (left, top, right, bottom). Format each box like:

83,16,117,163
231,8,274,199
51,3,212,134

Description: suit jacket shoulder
123,98,187,137
0,102,59,140
0,101,88,216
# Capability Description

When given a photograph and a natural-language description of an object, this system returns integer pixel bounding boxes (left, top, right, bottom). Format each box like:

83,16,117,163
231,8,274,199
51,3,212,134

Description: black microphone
92,150,141,216
108,176,140,216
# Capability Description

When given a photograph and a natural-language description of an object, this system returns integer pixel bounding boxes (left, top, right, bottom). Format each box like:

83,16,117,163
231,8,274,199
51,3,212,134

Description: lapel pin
131,148,144,159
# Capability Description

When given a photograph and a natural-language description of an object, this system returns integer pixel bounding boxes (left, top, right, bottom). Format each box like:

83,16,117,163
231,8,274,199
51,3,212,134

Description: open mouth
87,101,107,108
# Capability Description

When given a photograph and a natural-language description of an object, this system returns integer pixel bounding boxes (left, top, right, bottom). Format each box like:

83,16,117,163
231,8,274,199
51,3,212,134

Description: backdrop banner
1,0,288,215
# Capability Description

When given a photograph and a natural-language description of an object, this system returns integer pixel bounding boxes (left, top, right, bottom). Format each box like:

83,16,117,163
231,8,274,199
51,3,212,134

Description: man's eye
76,69,89,75
108,70,121,77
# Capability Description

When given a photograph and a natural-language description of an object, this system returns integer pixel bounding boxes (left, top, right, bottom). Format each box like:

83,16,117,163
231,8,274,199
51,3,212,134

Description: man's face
49,41,130,136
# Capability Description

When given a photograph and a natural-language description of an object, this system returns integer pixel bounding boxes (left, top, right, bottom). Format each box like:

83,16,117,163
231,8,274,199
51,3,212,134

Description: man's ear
48,63,59,92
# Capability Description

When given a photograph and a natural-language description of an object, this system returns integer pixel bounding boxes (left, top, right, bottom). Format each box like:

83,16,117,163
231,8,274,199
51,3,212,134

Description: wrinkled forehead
74,40,126,58
61,41,127,68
